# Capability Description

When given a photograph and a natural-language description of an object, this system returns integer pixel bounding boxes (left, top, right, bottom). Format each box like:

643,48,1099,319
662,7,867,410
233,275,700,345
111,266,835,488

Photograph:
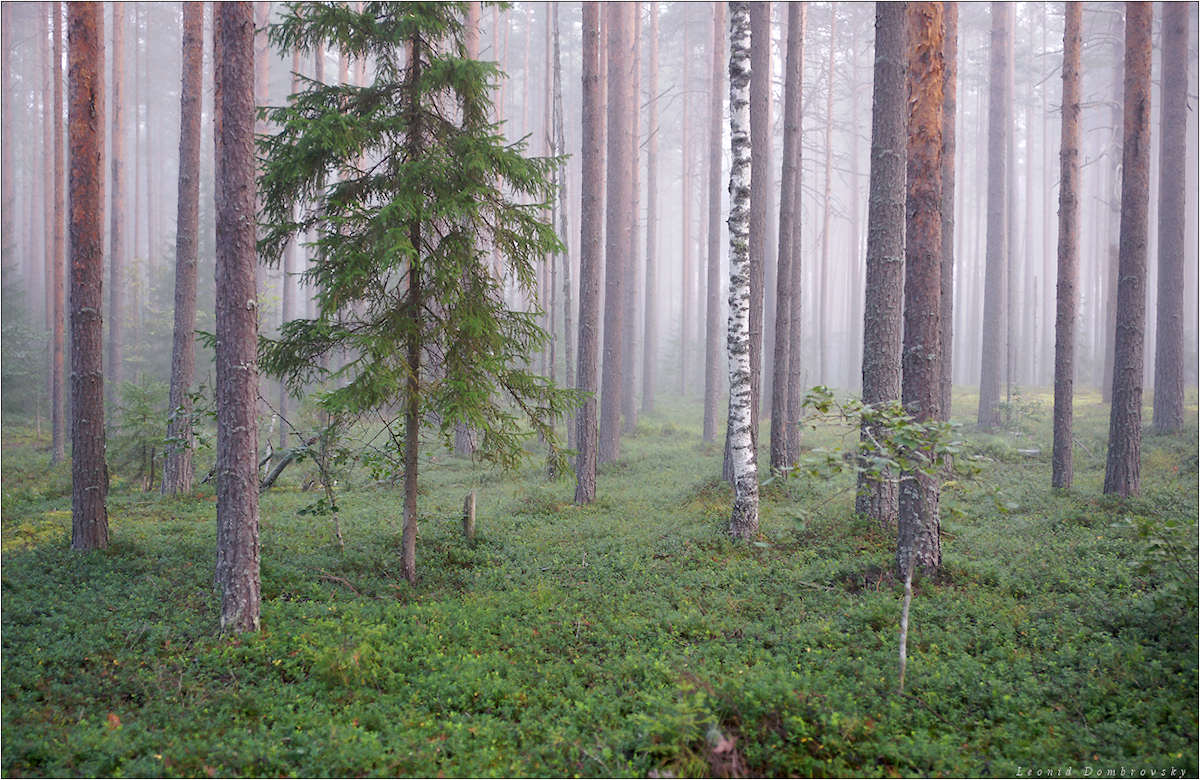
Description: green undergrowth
2,391,1197,777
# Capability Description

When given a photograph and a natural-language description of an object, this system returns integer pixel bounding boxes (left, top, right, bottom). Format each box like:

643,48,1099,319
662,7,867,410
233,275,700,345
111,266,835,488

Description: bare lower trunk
51,2,66,464
783,5,808,466
107,2,126,410
621,5,641,435
1052,3,1081,489
938,4,957,420
702,2,725,443
640,2,659,416
68,2,109,550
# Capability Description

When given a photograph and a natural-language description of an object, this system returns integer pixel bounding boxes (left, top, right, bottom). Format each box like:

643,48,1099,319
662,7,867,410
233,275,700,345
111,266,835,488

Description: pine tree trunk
856,2,906,527
598,2,634,465
640,1,659,416
727,2,758,542
68,1,109,551
770,1,803,473
747,0,769,447
163,3,204,496
702,2,725,443
143,7,155,273
621,4,642,434
42,6,53,343
679,21,691,396
938,3,956,420
783,3,807,466
817,4,834,386
51,2,66,464
897,1,944,579
976,3,1010,430
107,2,126,411
1052,2,1081,490
553,5,574,397
574,3,603,504
279,49,302,450
1151,2,1188,434
1101,9,1124,401
214,1,261,632
1103,2,1153,497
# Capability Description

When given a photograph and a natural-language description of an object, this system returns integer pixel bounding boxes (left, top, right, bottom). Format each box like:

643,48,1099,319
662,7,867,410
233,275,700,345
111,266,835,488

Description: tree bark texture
106,2,125,409
52,2,66,463
817,4,834,385
897,1,944,579
727,2,758,542
856,2,906,528
746,0,769,449
621,3,641,434
703,2,726,443
68,1,109,551
783,3,807,465
163,3,204,496
1103,2,1153,497
574,2,602,504
1052,2,1081,490
976,3,1010,430
214,1,261,632
938,3,956,420
641,1,659,416
769,1,803,473
1151,2,1188,434
599,2,634,465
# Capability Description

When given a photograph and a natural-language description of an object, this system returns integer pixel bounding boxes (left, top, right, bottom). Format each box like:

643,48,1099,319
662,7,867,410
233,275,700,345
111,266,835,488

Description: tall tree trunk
640,1,659,416
553,5,574,397
1101,9,1124,401
106,2,125,411
279,48,302,450
68,1,109,550
1151,2,1188,434
143,5,155,271
938,3,956,420
747,0,769,445
783,3,807,465
254,1,271,297
1052,2,1081,490
621,3,642,434
679,20,691,396
817,4,834,386
703,2,726,443
847,21,863,395
51,2,67,464
770,1,803,472
163,3,204,496
897,1,944,579
598,2,634,465
213,1,261,632
727,2,758,542
1103,2,1153,497
574,3,603,505
856,1,906,527
976,3,1010,430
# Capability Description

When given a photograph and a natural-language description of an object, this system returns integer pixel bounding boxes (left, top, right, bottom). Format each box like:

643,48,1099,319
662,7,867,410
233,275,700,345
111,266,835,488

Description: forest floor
1,390,1197,778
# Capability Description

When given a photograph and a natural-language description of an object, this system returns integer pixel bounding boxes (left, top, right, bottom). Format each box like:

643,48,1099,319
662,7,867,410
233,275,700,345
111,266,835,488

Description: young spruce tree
259,3,576,583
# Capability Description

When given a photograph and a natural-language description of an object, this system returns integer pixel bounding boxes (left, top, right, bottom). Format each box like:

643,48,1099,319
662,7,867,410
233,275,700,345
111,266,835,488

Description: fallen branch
317,570,361,596
259,437,318,492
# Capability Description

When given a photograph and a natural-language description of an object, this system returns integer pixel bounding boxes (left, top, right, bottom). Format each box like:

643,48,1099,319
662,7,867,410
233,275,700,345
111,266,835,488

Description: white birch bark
727,2,757,540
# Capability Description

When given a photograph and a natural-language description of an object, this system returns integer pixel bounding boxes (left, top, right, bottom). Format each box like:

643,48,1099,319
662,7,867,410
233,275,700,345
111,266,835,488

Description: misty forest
1,1,1197,777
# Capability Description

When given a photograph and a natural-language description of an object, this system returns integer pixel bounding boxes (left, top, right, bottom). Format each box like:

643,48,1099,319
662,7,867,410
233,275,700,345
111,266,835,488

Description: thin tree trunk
1151,2,1188,434
214,1,261,632
105,2,126,410
897,1,944,579
574,3,603,504
1104,2,1153,497
976,3,1010,430
747,0,770,446
856,1,906,527
51,2,66,464
680,20,691,396
598,2,634,465
1052,2,1081,490
783,3,807,465
553,5,574,399
727,2,757,542
703,2,725,443
280,48,302,450
640,1,659,416
817,4,834,386
938,3,956,420
163,2,204,496
1101,9,1124,401
143,5,155,271
621,3,641,434
68,1,109,550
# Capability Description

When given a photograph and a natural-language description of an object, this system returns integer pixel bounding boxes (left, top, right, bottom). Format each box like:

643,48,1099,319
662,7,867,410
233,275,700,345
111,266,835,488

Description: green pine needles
258,2,577,477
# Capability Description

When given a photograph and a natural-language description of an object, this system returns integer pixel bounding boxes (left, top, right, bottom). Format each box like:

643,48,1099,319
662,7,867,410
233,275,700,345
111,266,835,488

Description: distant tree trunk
163,3,204,496
68,1,109,550
280,48,302,450
106,2,126,410
51,2,66,464
640,1,659,416
727,2,757,542
454,0,482,459
747,0,769,444
574,3,603,504
1052,2,1081,490
976,3,1010,430
856,1,906,527
254,2,271,296
1,6,9,237
213,1,261,632
680,20,691,396
897,1,944,579
143,5,155,270
1101,9,1124,401
817,4,834,385
938,3,956,420
1104,2,1153,497
769,1,803,473
703,2,725,443
621,3,641,434
1151,2,1188,434
847,23,863,395
553,5,573,396
598,2,634,465
42,6,53,343
783,3,808,465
